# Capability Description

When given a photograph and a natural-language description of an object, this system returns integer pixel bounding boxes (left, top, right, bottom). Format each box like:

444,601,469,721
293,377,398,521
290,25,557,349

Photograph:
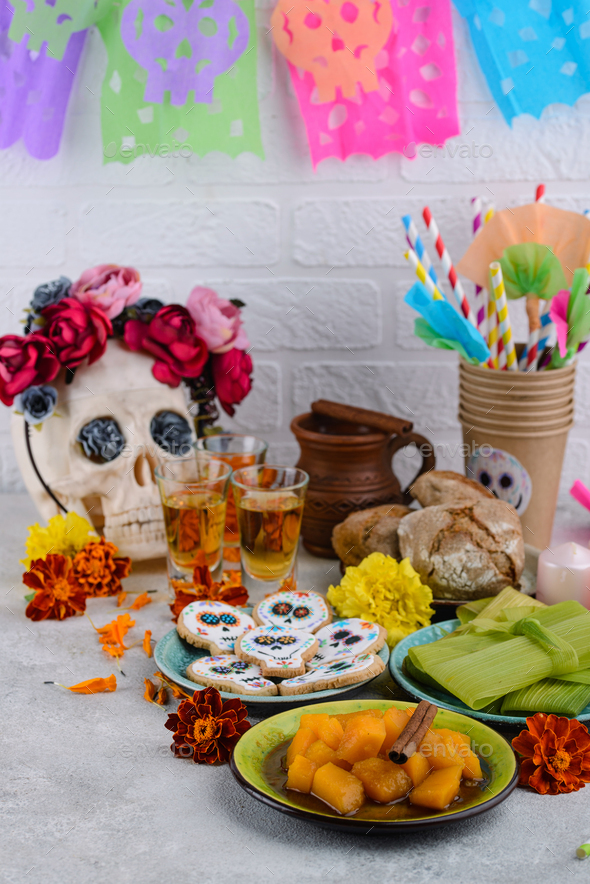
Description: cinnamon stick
388,700,438,764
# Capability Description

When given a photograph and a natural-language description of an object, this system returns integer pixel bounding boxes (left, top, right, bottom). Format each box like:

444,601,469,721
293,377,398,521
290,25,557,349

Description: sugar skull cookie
177,600,256,655
307,618,387,669
278,653,384,696
467,447,532,515
234,625,318,677
186,655,278,696
252,590,332,633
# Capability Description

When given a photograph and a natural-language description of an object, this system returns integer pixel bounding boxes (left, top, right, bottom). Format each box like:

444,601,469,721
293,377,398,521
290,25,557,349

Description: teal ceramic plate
154,621,390,706
230,699,519,832
390,619,590,728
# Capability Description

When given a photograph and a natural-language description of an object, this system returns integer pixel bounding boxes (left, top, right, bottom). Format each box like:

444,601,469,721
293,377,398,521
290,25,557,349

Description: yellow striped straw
404,249,444,301
484,205,495,224
489,262,517,371
487,298,499,369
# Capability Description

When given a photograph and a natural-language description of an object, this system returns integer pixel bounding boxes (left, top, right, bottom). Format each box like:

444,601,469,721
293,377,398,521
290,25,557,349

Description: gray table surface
2,494,589,884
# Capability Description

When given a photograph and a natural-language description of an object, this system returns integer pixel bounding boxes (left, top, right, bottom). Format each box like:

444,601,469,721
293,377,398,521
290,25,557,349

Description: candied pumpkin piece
336,715,387,764
409,765,463,811
402,751,432,787
333,708,383,727
305,739,338,768
351,757,412,804
317,717,344,750
286,727,317,768
300,713,330,737
286,755,317,793
381,706,412,754
435,728,470,747
440,731,483,780
312,762,365,815
419,731,465,771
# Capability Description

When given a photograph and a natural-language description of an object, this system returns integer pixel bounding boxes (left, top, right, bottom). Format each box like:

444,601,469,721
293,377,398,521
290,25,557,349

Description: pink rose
211,348,253,416
71,264,142,319
186,286,249,354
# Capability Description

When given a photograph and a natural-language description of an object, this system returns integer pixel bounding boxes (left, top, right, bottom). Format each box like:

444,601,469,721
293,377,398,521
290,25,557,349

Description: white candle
536,542,590,609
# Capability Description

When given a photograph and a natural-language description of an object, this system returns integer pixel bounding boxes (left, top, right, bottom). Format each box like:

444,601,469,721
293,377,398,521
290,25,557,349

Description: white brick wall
1,6,590,529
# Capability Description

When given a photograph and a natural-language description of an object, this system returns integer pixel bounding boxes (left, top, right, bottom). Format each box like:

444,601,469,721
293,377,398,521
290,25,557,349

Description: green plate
154,622,390,706
230,699,519,832
389,620,590,728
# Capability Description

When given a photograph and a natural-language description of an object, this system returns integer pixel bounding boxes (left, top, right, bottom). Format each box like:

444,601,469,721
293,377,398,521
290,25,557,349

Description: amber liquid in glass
236,492,304,580
161,491,226,571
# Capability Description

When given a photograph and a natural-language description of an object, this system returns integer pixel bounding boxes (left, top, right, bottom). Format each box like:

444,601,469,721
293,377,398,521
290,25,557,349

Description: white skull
181,601,256,652
309,618,382,666
11,339,196,560
467,447,533,515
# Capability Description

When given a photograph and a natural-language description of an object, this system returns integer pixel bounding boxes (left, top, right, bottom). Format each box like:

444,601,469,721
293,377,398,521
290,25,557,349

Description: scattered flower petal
130,591,151,611
143,629,153,657
64,675,117,694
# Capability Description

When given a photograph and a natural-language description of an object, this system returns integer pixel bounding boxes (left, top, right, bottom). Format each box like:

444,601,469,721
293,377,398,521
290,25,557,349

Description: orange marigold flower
144,678,157,702
64,675,117,694
165,686,251,764
143,629,153,657
129,591,151,611
23,554,87,621
512,713,590,795
72,537,131,598
117,592,128,607
168,551,248,622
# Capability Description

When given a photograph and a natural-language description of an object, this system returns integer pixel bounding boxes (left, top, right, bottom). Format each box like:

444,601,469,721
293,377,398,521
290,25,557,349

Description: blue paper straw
519,303,554,369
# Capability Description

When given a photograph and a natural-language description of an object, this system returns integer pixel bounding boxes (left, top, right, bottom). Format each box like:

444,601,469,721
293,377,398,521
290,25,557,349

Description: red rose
211,347,253,416
41,297,112,369
124,305,208,386
0,333,60,406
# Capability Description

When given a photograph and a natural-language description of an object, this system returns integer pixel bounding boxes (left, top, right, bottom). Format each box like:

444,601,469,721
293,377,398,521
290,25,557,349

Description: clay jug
290,400,435,557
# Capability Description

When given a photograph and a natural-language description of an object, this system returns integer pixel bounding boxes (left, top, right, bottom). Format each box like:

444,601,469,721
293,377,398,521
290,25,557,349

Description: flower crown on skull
0,264,253,429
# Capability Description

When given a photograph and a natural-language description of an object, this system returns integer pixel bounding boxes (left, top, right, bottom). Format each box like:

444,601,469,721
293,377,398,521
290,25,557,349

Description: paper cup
459,360,575,550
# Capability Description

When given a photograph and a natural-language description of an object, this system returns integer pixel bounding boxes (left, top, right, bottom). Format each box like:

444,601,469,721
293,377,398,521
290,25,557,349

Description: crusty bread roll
332,504,411,567
397,499,524,600
410,470,494,508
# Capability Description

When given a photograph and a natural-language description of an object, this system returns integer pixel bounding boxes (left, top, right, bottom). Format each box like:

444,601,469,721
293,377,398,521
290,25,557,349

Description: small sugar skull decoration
271,0,393,103
308,618,385,667
468,448,532,515
186,655,278,695
252,590,331,633
178,601,256,655
120,0,250,106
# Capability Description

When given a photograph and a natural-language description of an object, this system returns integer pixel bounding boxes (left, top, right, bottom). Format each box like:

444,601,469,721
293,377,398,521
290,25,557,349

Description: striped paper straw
487,297,499,369
472,197,487,337
535,184,546,203
519,301,553,370
423,206,478,329
490,262,517,370
404,249,444,300
402,215,440,289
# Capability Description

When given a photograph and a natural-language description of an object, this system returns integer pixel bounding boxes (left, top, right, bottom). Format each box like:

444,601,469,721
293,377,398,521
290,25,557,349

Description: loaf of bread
332,504,412,566
410,470,494,508
397,499,524,600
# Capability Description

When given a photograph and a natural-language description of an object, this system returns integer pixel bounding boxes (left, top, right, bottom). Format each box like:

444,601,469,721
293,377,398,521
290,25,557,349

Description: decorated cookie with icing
307,618,387,669
186,655,278,696
234,625,318,677
252,590,332,633
278,653,385,696
177,600,256,655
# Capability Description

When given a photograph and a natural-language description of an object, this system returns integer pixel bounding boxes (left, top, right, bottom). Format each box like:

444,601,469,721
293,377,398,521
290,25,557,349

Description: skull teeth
105,505,162,528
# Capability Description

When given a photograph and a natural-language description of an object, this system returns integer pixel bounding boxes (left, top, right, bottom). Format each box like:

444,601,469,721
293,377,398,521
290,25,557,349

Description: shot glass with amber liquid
155,456,232,590
194,434,268,572
231,465,309,600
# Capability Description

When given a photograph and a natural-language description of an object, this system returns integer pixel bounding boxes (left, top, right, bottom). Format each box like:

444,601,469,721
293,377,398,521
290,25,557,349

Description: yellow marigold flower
327,552,434,647
21,513,98,569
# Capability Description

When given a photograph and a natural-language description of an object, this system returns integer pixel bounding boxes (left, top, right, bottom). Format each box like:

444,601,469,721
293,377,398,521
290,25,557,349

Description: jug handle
388,432,436,506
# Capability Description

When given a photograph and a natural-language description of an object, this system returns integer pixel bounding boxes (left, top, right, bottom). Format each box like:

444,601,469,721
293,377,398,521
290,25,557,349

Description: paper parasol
457,204,590,289
499,244,567,301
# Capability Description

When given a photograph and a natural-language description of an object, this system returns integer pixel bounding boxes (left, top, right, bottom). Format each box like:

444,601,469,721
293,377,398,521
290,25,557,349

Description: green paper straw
576,843,590,859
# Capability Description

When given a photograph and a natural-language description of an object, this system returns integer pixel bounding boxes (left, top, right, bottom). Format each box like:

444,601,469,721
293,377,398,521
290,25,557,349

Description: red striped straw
535,184,545,204
423,206,478,329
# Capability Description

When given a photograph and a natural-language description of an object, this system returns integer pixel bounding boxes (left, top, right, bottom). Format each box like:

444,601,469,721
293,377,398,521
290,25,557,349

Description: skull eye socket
198,612,220,626
271,602,293,616
219,613,238,625
150,411,192,455
332,629,351,642
77,418,125,464
499,473,513,489
292,606,311,620
277,635,297,645
478,470,491,487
